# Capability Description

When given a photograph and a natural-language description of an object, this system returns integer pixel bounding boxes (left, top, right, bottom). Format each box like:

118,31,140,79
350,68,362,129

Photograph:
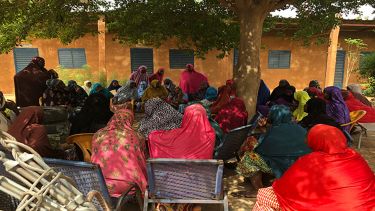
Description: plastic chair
66,133,94,162
341,110,367,149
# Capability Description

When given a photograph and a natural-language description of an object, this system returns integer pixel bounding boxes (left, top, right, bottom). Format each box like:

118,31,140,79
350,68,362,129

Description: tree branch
218,0,238,13
269,0,296,12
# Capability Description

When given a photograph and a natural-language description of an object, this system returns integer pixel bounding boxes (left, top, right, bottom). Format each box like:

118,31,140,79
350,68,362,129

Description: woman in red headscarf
253,124,375,211
148,104,215,159
214,97,248,133
179,64,208,95
130,65,149,87
149,67,165,83
7,106,64,158
342,90,375,123
14,57,57,107
210,79,237,114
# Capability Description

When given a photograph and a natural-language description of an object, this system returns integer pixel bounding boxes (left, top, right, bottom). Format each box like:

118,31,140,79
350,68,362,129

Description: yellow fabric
141,80,168,102
293,91,310,121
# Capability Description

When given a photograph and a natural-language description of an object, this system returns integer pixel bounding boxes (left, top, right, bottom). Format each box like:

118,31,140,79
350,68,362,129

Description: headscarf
137,81,148,98
273,124,375,211
255,105,311,178
130,65,149,87
89,83,113,99
210,79,237,114
179,64,208,94
205,87,218,101
257,80,270,106
141,80,168,102
324,86,351,131
107,80,122,92
148,104,216,159
82,80,92,94
113,80,138,104
293,91,310,122
214,97,248,133
67,80,88,107
306,87,325,99
14,56,54,107
149,67,164,83
308,80,321,89
347,84,373,107
139,98,183,137
7,106,64,158
343,90,375,123
189,81,209,101
70,93,113,135
299,98,340,129
42,79,71,106
269,80,290,102
91,109,147,197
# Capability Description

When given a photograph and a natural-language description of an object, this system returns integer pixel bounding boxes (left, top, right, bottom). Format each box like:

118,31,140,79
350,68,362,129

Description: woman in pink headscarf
179,64,208,95
91,108,147,197
148,104,215,159
149,67,165,83
130,65,149,87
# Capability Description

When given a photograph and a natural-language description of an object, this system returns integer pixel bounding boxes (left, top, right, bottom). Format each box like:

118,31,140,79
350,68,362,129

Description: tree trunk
234,7,267,117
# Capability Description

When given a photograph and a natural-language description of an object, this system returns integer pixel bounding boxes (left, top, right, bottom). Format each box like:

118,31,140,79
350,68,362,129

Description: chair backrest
341,110,367,131
66,133,94,162
0,155,111,211
146,159,224,200
214,112,262,161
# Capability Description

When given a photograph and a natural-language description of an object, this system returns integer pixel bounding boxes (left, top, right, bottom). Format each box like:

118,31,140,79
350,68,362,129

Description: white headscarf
82,80,92,94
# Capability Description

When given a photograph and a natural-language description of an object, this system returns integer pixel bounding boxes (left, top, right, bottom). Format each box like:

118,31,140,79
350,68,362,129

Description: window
233,48,239,68
130,48,154,73
58,48,87,69
13,48,39,73
268,50,291,69
169,49,194,69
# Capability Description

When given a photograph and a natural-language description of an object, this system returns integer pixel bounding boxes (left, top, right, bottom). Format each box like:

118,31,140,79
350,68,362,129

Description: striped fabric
252,187,281,211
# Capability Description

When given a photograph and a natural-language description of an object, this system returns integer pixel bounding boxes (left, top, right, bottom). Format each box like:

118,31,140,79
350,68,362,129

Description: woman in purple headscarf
324,86,351,132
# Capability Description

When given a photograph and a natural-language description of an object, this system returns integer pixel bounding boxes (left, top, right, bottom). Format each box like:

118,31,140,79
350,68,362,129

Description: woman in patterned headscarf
41,79,71,106
113,80,138,105
139,98,183,138
91,108,147,197
130,65,149,87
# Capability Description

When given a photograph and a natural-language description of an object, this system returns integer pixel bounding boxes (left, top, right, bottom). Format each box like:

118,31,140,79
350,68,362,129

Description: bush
359,53,375,97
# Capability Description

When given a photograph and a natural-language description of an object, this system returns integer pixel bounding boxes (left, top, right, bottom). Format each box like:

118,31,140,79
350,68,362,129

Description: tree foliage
0,0,107,53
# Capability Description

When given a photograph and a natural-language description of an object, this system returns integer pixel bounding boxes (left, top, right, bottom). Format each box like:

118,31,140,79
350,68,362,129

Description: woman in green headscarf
293,91,310,121
237,105,311,190
89,83,113,100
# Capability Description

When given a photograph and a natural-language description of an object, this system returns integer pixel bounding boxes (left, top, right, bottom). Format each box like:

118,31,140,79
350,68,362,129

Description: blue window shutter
334,50,346,88
268,50,291,69
130,48,154,73
169,49,194,69
13,48,39,73
58,48,87,68
233,49,239,69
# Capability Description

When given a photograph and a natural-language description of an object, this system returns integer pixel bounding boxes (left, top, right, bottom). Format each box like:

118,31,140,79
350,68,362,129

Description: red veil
273,124,375,211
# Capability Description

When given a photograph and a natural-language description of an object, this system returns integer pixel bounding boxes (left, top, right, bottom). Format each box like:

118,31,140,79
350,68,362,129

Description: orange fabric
148,104,215,159
345,92,375,123
272,124,375,211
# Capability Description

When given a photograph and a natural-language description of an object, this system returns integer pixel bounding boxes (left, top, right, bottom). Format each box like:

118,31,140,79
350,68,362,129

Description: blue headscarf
90,83,113,99
257,80,270,106
205,87,218,101
137,81,148,98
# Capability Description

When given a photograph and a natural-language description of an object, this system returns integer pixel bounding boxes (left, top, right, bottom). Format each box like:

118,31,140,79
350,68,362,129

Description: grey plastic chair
144,159,228,211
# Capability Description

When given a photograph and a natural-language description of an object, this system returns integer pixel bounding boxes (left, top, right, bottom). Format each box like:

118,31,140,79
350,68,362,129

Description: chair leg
143,190,149,211
358,131,363,149
223,192,229,211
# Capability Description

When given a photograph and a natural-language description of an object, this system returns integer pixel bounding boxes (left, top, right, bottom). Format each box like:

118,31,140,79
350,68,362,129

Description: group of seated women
2,70,374,210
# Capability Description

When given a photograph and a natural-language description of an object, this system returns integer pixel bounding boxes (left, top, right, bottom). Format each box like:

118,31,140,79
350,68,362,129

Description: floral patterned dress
91,109,147,198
